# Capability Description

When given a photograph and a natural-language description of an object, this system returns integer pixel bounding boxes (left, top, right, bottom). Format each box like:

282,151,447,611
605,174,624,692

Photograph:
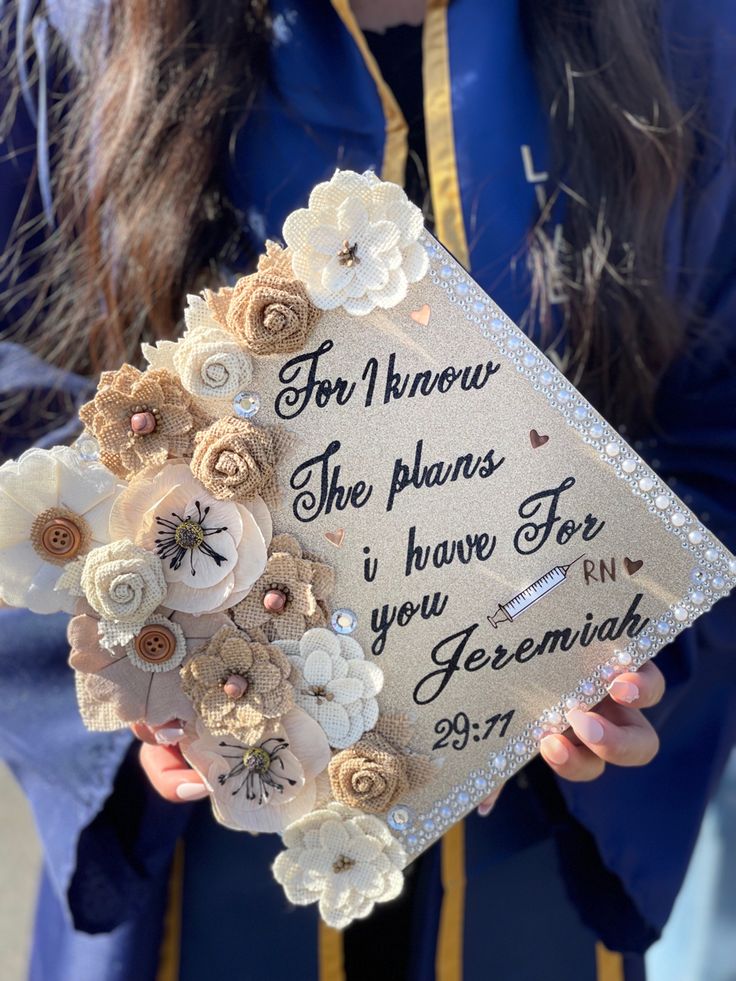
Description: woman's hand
131,722,209,802
477,661,665,815
133,661,666,810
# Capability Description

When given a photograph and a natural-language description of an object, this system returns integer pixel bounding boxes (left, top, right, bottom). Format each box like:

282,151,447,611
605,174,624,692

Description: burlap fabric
190,417,294,508
328,713,435,814
79,364,205,479
231,533,334,642
204,243,320,356
180,624,294,742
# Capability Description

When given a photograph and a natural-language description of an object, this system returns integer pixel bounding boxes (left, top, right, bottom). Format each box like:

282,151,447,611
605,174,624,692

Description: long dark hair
2,0,692,432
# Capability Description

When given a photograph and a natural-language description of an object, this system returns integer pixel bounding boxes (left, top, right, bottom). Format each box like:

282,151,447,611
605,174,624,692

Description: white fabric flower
142,294,252,410
273,802,406,929
282,169,428,315
0,445,123,614
276,628,383,749
58,539,167,640
110,463,271,615
181,709,331,833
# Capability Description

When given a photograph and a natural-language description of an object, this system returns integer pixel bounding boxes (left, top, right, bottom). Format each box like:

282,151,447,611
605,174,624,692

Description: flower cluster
0,170,432,928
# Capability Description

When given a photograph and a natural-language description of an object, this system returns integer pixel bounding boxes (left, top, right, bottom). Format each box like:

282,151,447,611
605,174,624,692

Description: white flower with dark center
181,709,331,833
142,295,252,411
272,802,406,929
0,446,123,614
282,169,428,315
110,463,271,615
275,628,383,749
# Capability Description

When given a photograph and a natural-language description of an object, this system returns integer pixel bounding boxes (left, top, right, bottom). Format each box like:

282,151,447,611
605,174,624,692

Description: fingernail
567,709,605,744
477,791,500,817
608,679,639,704
155,726,185,746
176,782,209,801
540,735,570,766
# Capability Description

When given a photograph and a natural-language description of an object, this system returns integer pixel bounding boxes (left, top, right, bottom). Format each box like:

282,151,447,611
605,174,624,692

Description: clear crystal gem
233,392,260,419
331,608,357,635
74,433,100,462
387,805,414,831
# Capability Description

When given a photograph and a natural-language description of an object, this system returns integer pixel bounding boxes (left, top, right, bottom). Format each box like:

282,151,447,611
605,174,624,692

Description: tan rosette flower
231,534,334,642
204,242,320,356
328,714,435,815
79,364,205,480
180,624,294,742
190,417,292,507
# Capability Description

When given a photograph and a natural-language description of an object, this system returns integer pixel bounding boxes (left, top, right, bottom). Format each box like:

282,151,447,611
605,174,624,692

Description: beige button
134,625,177,664
40,517,82,558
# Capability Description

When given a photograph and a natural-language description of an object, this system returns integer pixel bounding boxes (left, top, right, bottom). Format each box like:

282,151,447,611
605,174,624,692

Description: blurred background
1,755,735,981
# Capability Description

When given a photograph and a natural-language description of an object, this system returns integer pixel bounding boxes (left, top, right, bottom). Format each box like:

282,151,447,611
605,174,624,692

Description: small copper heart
324,529,346,548
624,557,643,576
410,303,431,326
529,429,549,449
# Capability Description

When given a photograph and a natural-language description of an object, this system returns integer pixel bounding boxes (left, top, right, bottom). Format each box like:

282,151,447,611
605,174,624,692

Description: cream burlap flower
190,417,291,507
282,169,428,315
273,802,406,929
180,624,294,742
79,364,204,480
231,534,334,642
205,242,320,356
0,445,122,614
142,294,252,410
328,714,434,814
275,628,383,749
58,539,166,643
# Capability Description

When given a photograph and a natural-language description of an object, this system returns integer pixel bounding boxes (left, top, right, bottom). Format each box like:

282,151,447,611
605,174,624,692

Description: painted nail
567,709,605,744
540,735,570,766
176,782,209,801
608,679,639,704
154,726,185,746
477,790,500,817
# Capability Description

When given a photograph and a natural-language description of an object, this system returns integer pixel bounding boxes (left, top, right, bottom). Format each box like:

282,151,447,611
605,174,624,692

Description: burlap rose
204,244,320,356
328,714,434,814
59,539,167,628
190,417,291,506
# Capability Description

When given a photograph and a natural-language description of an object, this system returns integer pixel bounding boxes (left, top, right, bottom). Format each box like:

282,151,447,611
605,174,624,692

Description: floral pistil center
332,854,355,874
337,240,360,267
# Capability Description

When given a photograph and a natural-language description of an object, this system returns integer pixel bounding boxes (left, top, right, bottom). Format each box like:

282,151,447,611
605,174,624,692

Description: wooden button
40,517,82,558
134,625,177,664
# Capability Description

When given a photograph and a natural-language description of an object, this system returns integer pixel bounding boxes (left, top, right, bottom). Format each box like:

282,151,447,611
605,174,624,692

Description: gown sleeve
0,12,190,933
553,11,736,944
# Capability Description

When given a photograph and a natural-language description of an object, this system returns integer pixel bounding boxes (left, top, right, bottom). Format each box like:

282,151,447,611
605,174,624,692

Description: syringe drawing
487,554,585,628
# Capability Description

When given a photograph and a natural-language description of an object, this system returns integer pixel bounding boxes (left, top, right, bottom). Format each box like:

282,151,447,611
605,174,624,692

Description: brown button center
40,517,82,558
134,625,177,663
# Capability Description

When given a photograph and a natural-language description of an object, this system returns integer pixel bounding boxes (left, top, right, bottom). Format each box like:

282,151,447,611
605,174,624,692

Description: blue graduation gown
1,1,735,978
